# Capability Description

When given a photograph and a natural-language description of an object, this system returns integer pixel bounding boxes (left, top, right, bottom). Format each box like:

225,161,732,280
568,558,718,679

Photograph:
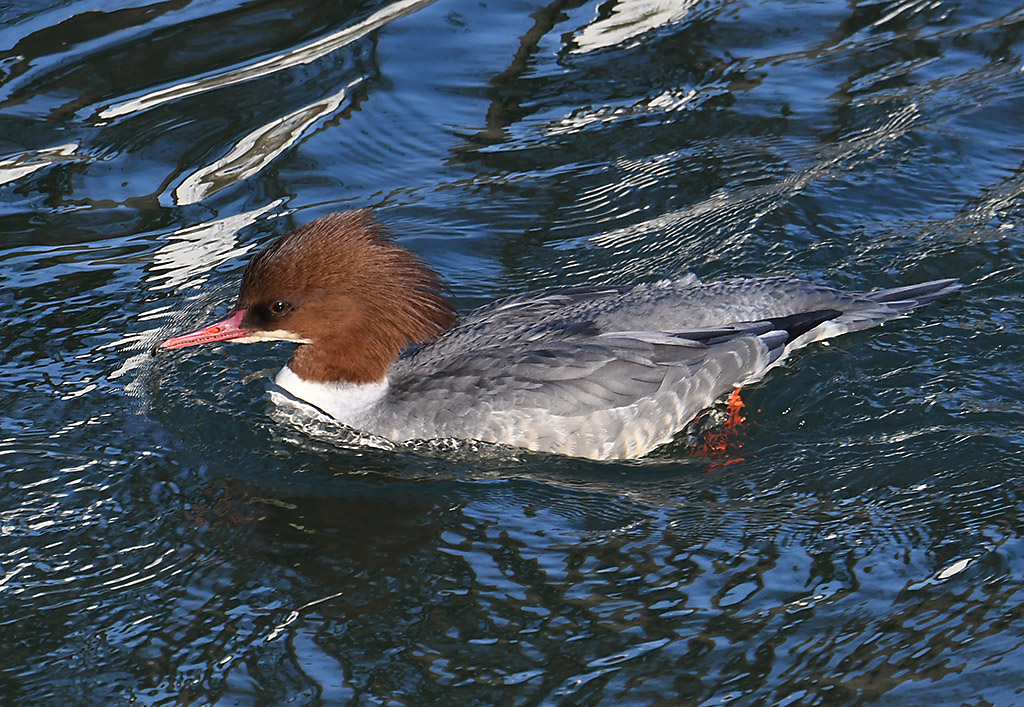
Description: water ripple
94,0,437,121
172,80,363,205
1,0,1022,703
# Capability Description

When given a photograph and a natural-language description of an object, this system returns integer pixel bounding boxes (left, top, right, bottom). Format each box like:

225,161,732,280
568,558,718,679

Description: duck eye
270,300,291,316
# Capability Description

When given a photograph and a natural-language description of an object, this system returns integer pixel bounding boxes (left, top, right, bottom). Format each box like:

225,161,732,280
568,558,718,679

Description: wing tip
866,278,962,308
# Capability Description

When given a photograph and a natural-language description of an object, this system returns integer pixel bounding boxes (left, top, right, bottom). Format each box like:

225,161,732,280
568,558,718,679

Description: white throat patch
273,366,387,425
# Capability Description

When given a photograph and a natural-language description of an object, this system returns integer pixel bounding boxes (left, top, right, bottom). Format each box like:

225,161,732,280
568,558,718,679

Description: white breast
274,366,388,426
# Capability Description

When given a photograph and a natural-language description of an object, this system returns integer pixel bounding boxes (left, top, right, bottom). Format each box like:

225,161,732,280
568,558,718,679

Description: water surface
2,0,1024,703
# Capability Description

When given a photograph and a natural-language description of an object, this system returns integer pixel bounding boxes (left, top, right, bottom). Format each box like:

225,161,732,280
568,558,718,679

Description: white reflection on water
0,142,82,186
148,200,280,291
571,0,701,54
96,0,438,121
173,79,362,205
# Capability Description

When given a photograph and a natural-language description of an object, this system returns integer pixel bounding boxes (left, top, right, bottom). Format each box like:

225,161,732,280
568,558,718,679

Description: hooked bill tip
152,309,249,353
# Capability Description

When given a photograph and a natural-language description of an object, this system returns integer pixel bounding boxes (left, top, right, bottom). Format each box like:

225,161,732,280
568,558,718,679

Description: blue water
2,0,1024,703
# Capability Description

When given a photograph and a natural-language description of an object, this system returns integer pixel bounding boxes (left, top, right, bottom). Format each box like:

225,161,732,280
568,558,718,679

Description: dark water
2,0,1023,703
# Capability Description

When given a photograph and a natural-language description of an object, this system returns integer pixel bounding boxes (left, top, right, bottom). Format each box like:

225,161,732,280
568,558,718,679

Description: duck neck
274,365,388,423
287,337,393,385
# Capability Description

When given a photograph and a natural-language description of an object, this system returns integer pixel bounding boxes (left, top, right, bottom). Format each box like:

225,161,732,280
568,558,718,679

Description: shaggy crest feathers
238,211,457,383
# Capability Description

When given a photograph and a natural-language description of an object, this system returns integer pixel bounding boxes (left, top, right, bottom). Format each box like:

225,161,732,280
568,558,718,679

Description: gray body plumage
303,276,959,460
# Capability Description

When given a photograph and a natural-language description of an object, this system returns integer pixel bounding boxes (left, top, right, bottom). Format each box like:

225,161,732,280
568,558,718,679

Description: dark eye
269,300,291,316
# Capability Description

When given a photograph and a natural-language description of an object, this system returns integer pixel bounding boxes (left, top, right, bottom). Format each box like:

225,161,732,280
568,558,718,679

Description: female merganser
157,210,958,460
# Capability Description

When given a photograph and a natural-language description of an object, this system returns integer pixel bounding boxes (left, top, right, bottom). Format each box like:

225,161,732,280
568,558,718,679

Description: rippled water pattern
2,0,1024,703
